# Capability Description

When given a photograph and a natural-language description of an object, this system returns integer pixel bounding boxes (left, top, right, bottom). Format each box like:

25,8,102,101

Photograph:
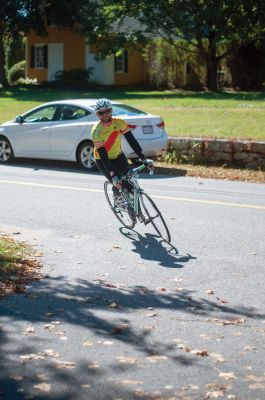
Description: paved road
0,160,265,400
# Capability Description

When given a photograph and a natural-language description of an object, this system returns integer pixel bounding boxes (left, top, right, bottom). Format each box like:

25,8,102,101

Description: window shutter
30,46,35,68
44,45,48,68
124,49,128,73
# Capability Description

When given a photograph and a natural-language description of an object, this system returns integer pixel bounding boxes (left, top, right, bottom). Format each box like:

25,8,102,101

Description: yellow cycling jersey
92,118,131,160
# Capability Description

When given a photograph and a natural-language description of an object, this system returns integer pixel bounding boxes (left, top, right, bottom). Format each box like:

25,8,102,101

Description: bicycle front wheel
104,181,136,229
139,191,171,243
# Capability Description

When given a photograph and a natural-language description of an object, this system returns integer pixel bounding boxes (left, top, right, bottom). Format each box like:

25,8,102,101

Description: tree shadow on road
1,273,264,399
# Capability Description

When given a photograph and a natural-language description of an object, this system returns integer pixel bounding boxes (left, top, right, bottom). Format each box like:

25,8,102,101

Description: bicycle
104,161,171,243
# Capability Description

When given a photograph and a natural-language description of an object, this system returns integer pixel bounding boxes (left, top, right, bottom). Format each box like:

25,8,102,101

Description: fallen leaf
104,283,117,288
218,371,236,380
242,346,257,352
156,287,166,292
191,349,208,357
109,301,119,308
112,323,129,334
45,312,55,317
147,312,157,317
216,318,245,325
55,361,76,369
116,356,137,364
80,384,91,389
87,361,100,369
216,297,228,304
117,380,143,385
34,383,51,393
206,390,225,398
145,355,168,362
9,375,24,381
207,289,214,295
144,325,155,331
83,340,93,347
24,327,35,335
176,343,185,349
44,324,55,331
43,349,60,357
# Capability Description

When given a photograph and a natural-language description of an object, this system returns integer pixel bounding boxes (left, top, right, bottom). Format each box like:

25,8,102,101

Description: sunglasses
98,108,112,116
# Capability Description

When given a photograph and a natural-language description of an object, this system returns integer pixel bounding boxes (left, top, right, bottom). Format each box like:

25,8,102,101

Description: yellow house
26,26,147,86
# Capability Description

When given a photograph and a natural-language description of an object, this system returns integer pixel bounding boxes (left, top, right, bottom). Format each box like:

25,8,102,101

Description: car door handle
41,127,49,131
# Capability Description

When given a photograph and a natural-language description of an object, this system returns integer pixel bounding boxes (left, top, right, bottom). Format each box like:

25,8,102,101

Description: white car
0,99,168,170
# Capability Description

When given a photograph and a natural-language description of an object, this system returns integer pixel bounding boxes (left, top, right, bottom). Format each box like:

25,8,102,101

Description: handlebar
118,161,154,183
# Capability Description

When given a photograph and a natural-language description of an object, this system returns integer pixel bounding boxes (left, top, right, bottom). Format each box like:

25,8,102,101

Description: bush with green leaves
51,68,93,89
7,60,26,85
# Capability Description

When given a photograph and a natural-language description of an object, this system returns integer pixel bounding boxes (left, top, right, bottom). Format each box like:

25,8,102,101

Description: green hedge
7,60,26,85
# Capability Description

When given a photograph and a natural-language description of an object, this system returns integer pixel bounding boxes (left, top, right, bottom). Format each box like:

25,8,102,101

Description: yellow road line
153,194,265,210
0,179,265,210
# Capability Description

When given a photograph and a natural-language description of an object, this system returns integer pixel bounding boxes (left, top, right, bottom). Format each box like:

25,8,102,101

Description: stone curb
168,137,265,170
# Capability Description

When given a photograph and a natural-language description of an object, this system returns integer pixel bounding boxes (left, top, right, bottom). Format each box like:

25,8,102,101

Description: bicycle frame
118,164,153,216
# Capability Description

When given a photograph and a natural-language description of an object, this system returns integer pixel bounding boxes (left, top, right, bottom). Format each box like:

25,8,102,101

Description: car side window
59,106,90,121
23,106,58,123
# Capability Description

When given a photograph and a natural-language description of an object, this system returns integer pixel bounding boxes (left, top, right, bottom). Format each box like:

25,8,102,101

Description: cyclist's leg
113,154,144,220
96,159,119,196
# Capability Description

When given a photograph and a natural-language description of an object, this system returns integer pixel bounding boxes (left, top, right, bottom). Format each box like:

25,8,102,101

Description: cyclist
92,98,153,206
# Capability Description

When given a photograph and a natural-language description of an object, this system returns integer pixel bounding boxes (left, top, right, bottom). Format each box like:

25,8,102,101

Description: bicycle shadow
119,228,196,268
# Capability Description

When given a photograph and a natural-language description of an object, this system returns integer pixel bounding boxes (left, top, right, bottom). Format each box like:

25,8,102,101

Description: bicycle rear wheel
139,191,171,243
104,181,136,229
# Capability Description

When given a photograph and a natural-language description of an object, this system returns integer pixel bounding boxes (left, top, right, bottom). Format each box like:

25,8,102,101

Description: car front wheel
0,137,13,163
77,141,97,171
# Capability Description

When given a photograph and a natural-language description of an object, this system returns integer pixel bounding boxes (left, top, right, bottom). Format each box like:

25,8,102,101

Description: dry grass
155,162,265,184
0,235,42,297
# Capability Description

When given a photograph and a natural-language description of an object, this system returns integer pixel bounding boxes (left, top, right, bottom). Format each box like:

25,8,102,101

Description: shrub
51,68,93,88
7,60,26,85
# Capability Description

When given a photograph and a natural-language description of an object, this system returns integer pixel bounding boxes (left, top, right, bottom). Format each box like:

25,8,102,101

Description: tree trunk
206,54,218,91
0,23,6,86
205,30,218,91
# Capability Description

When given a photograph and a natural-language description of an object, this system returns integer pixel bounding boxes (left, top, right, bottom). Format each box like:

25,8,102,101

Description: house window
30,45,48,69
115,49,128,73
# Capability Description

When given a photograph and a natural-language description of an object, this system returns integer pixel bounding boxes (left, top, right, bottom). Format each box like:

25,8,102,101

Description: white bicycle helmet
94,98,112,112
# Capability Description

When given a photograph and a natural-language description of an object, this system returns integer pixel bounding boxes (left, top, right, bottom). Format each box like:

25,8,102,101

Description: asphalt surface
0,159,265,400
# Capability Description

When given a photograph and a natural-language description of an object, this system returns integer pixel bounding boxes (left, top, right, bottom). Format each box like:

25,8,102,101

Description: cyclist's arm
124,131,145,160
97,147,117,177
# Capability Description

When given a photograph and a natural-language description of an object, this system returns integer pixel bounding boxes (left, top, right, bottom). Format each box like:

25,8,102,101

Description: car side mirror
15,115,24,124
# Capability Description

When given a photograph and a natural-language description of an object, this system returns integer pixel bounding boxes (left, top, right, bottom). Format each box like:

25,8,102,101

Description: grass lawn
0,87,265,139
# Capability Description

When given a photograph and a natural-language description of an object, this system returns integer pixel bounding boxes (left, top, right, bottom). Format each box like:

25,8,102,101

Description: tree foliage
0,0,47,84
98,0,265,90
0,0,100,85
